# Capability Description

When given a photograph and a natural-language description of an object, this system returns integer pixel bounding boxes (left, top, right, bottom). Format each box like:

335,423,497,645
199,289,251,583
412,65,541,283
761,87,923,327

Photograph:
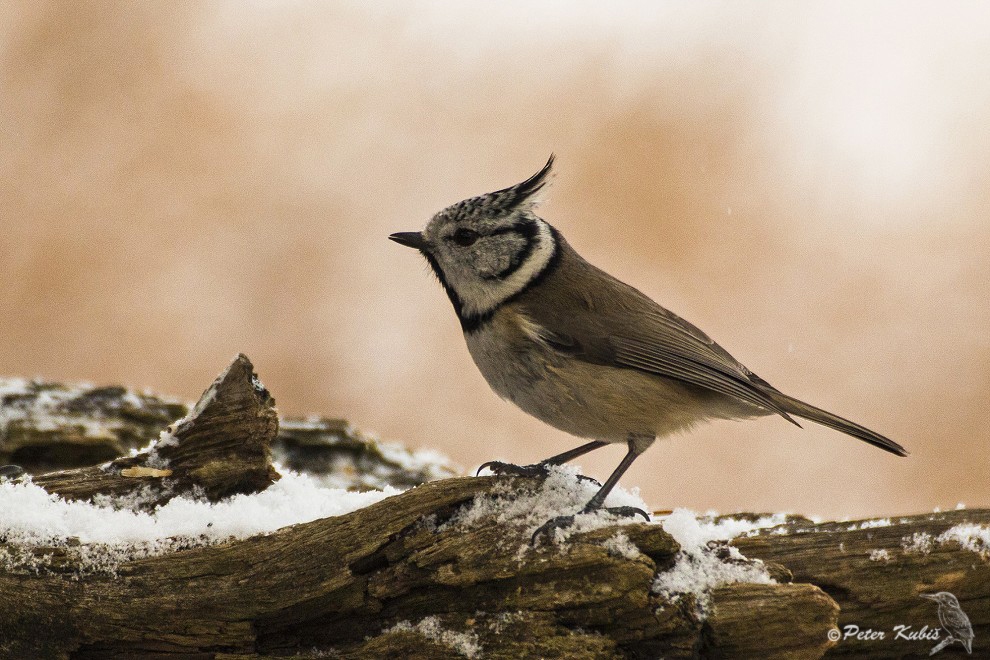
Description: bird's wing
941,606,973,636
518,261,798,423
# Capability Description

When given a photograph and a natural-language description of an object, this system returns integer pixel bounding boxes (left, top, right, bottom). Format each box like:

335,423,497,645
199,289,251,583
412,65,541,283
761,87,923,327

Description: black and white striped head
390,156,559,329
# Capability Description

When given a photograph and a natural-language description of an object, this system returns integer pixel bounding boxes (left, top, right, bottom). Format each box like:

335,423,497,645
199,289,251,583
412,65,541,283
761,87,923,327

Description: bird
921,592,974,655
389,155,907,540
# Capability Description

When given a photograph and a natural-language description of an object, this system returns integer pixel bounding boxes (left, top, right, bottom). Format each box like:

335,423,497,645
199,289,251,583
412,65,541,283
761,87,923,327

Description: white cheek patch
458,220,556,317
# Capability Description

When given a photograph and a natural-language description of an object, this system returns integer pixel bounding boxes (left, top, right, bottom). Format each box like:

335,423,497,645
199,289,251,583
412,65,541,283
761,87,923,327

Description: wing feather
608,336,798,422
515,238,798,423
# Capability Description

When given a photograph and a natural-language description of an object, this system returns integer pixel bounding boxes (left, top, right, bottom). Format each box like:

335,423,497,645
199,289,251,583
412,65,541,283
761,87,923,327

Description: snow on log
27,354,279,507
0,356,986,658
0,373,457,491
733,509,990,658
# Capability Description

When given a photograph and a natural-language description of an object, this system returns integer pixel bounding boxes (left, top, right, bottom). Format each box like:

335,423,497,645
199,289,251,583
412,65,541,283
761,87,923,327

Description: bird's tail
764,390,908,457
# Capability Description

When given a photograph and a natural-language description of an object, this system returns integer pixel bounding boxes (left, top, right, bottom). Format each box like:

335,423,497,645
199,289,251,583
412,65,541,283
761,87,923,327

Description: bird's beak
388,231,427,251
920,594,937,601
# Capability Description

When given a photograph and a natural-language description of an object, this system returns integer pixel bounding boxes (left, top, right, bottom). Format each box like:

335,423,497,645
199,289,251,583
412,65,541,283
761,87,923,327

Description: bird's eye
451,228,479,247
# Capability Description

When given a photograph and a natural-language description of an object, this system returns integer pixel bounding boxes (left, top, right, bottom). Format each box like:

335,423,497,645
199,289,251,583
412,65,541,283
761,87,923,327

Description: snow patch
938,523,990,559
901,532,934,555
658,510,790,548
652,509,783,614
384,616,481,658
602,532,641,560
869,548,892,562
128,429,178,470
847,518,892,531
486,611,527,634
0,469,399,574
440,465,648,547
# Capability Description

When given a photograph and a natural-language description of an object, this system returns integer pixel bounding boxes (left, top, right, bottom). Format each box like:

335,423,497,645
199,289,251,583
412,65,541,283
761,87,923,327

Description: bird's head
921,592,960,607
390,155,559,323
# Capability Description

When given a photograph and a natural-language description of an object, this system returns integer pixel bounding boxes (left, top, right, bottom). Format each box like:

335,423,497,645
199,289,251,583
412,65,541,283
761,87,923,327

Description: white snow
384,616,481,658
938,523,990,559
127,429,179,470
602,532,641,560
901,531,934,555
869,548,892,562
442,464,649,545
0,469,400,573
441,468,787,612
847,518,892,531
652,509,787,614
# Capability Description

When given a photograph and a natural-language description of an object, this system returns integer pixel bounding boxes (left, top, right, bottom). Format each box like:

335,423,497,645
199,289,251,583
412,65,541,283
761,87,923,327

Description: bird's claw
606,506,651,522
530,506,651,545
476,460,548,478
475,460,601,486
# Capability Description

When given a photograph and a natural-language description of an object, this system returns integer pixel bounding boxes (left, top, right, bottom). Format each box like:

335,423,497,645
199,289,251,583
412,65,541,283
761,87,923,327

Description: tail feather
766,391,908,457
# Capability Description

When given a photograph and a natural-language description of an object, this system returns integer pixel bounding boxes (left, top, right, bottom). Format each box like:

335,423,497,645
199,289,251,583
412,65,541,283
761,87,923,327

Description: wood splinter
28,353,280,508
119,467,173,478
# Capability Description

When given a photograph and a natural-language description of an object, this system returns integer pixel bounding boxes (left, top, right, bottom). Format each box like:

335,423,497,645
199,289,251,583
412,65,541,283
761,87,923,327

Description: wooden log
2,356,985,657
0,378,455,491
29,354,279,506
0,469,846,659
0,379,186,472
733,510,990,657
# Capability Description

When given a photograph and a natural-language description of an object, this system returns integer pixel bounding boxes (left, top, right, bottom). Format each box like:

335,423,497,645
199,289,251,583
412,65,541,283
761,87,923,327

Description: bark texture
0,374,454,490
733,510,990,657
0,357,986,658
29,354,279,507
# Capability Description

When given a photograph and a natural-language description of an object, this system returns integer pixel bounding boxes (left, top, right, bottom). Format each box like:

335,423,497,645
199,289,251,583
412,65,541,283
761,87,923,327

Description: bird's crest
474,154,555,217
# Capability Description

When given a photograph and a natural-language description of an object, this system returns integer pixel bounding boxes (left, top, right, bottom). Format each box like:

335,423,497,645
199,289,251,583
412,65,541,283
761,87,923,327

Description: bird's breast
463,308,713,441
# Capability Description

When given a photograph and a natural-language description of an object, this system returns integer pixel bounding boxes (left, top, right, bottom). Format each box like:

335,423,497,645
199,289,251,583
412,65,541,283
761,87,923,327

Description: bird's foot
0,465,25,481
476,460,600,486
530,505,651,545
476,460,548,478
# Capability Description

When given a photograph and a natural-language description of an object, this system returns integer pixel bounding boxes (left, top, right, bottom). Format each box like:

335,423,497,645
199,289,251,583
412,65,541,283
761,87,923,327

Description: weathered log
0,378,187,472
0,356,839,659
733,510,990,657
0,376,455,490
274,416,457,490
0,470,843,659
29,354,279,506
1,357,986,658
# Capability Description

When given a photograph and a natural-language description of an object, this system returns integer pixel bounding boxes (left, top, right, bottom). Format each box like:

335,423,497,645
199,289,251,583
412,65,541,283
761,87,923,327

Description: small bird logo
921,592,974,655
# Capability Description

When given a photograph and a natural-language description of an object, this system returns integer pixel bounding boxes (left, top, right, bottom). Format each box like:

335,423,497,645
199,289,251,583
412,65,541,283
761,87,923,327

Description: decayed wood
0,355,840,659
0,378,455,491
733,510,990,657
703,583,840,659
0,380,186,472
274,416,457,490
1,357,986,658
0,471,843,659
29,354,279,506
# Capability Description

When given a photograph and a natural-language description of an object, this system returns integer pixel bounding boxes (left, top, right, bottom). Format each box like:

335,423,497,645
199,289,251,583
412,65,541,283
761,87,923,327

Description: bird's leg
476,441,608,484
531,435,652,544
927,637,951,656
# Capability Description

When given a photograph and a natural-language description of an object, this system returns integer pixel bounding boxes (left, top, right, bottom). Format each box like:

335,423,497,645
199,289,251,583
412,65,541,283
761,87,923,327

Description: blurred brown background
2,1,988,518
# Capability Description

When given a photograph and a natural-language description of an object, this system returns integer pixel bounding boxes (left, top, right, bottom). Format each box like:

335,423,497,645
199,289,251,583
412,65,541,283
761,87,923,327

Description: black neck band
458,225,562,333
